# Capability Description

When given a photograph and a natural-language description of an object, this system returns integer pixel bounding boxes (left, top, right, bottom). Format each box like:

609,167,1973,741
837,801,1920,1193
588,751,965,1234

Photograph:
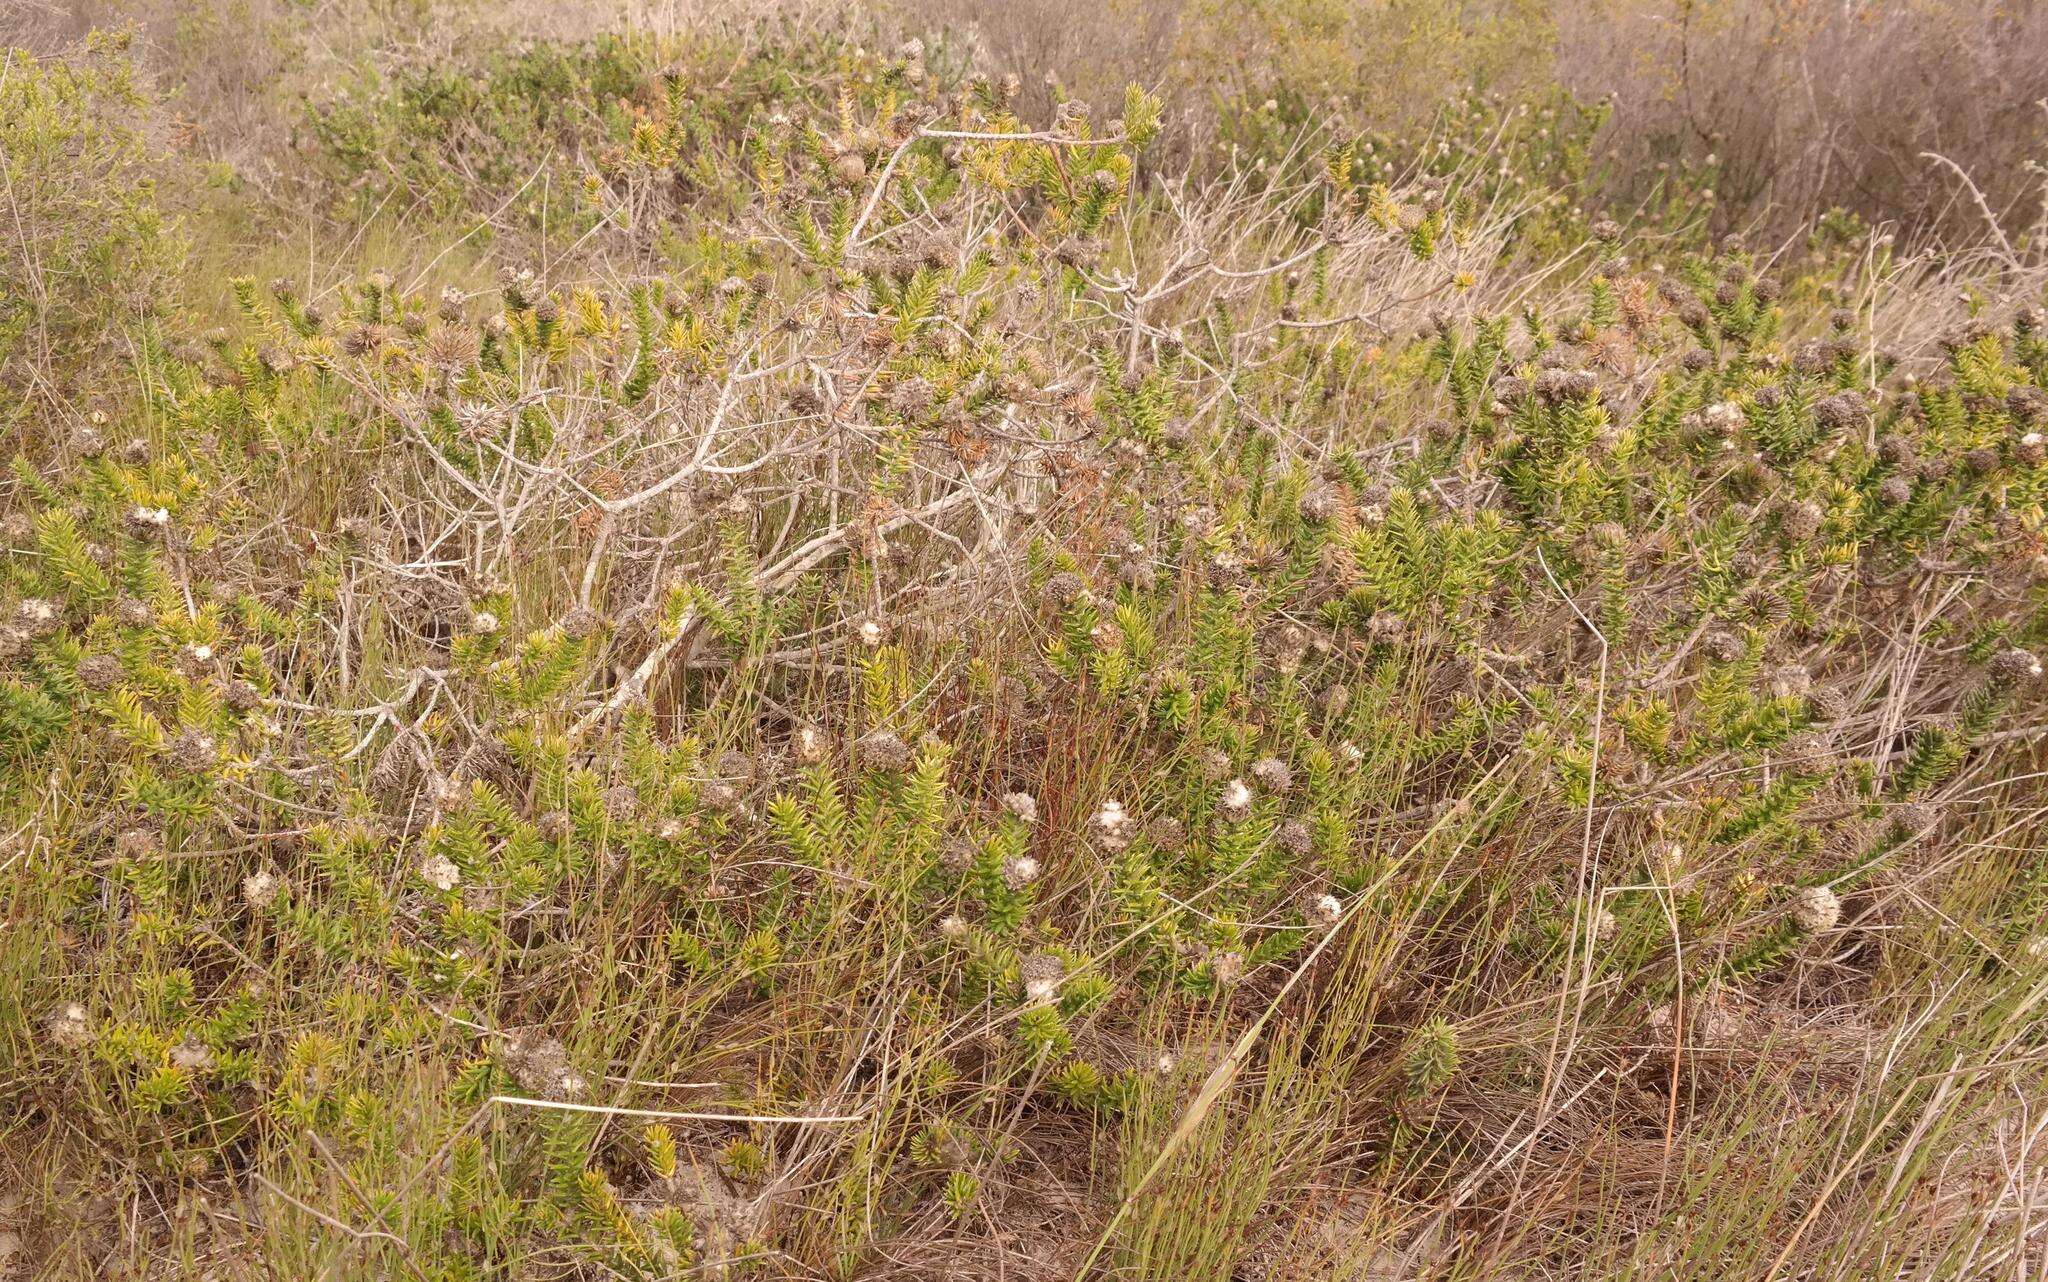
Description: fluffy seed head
1207,949,1245,986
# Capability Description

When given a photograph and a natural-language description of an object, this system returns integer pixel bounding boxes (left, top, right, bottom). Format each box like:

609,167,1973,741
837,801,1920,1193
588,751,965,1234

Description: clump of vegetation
0,30,180,427
2,9,2047,1281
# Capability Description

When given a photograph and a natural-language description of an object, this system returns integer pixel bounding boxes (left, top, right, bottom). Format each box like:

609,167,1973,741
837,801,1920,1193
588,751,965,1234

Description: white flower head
1091,798,1134,849
1002,790,1038,824
242,869,281,910
170,1033,214,1072
939,913,969,940
1703,400,1742,431
1002,854,1041,888
420,853,461,892
1218,778,1253,821
47,1003,90,1049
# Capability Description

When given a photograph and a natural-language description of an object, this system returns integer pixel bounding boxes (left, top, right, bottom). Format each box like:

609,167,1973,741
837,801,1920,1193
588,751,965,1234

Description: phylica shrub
2,31,2046,1281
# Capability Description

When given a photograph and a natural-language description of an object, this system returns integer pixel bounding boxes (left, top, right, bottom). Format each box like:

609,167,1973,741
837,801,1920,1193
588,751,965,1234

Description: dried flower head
1789,884,1842,933
14,598,59,637
502,1037,587,1100
75,653,123,691
163,728,219,775
1768,664,1811,699
857,729,911,772
536,810,574,842
242,868,281,910
1020,952,1065,1002
1704,630,1746,664
1778,499,1823,542
1146,815,1186,852
1814,392,1866,431
223,679,261,712
559,608,601,642
1991,648,2043,681
47,1003,90,1050
1250,756,1292,794
169,1034,215,1072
